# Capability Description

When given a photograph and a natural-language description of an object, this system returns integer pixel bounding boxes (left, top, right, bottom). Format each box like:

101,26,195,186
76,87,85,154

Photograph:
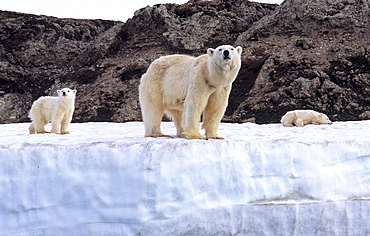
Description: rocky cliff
1,0,369,124
232,0,370,123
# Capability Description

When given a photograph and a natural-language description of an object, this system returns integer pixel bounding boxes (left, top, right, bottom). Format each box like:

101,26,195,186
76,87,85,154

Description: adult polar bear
139,45,242,139
29,88,77,134
281,110,332,127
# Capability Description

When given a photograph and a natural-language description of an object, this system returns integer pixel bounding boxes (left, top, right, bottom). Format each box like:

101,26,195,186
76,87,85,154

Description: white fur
139,45,242,139
281,110,332,127
29,88,77,134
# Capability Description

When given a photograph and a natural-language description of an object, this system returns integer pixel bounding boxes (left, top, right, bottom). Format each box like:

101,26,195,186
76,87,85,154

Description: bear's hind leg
281,112,296,127
34,119,48,133
29,123,36,134
294,118,304,127
139,80,172,138
166,109,184,138
143,107,172,138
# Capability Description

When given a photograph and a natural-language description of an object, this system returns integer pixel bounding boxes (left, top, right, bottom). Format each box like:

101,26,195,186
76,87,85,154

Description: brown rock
231,0,370,123
1,0,370,124
0,0,275,123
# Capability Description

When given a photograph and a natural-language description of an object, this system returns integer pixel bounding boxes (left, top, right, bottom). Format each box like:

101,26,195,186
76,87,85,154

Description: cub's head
318,113,332,125
207,45,242,66
57,88,77,99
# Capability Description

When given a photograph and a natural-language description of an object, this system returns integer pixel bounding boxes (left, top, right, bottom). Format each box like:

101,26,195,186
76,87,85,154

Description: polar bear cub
139,45,242,139
281,110,332,127
29,88,77,134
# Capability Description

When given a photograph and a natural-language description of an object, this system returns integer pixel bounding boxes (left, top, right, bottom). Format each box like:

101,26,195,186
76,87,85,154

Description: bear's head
318,113,332,125
57,88,77,99
207,45,242,66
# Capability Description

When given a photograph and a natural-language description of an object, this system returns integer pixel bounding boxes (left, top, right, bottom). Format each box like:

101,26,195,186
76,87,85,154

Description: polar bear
281,110,332,127
29,88,77,134
139,45,242,139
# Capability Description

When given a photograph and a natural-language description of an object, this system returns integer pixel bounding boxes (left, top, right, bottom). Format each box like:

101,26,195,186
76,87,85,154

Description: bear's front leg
51,118,62,134
202,86,230,139
182,114,206,139
61,122,70,134
61,114,73,134
182,94,208,139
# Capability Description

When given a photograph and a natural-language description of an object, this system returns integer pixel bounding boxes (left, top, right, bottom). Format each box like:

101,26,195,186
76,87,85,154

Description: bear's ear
207,48,215,57
57,90,61,95
73,89,77,94
236,46,242,55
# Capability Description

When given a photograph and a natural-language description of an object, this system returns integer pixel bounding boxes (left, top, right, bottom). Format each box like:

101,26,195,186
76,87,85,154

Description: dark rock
0,0,275,123
230,0,370,123
1,0,370,124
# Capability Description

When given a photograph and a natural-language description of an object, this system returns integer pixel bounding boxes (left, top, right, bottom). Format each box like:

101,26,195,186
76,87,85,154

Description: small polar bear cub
139,45,242,139
281,110,332,127
29,88,77,134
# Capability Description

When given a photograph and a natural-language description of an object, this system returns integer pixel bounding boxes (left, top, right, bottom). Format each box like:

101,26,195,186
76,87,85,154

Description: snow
1,121,370,235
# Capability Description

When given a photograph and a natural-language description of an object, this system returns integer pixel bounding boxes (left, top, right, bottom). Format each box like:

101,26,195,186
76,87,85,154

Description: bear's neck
207,60,239,88
59,97,75,105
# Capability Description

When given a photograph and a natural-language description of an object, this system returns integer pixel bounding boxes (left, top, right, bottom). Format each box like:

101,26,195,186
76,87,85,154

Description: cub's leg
60,112,73,134
29,123,36,134
60,119,71,134
34,118,48,133
51,117,62,134
29,106,48,133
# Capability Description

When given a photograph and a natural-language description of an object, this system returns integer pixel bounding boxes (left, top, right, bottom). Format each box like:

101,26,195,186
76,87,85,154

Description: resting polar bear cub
29,88,77,134
281,110,332,127
139,45,242,139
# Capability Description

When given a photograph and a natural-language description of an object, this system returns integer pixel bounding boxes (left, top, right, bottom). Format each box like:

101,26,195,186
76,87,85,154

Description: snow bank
1,121,370,235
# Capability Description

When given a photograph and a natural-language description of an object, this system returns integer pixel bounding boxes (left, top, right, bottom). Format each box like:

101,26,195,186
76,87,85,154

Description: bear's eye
218,49,222,51
231,48,234,50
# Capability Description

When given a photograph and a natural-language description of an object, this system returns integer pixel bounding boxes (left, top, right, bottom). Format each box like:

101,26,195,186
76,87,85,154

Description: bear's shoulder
153,54,196,67
36,96,58,102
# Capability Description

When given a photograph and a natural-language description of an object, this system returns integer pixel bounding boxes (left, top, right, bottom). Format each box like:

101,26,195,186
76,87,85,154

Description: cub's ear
236,46,242,55
319,113,323,117
73,89,77,94
57,90,61,95
207,48,215,57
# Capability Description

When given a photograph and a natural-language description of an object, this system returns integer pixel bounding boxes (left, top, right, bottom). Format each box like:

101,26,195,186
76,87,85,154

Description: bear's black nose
63,91,67,96
223,50,230,60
